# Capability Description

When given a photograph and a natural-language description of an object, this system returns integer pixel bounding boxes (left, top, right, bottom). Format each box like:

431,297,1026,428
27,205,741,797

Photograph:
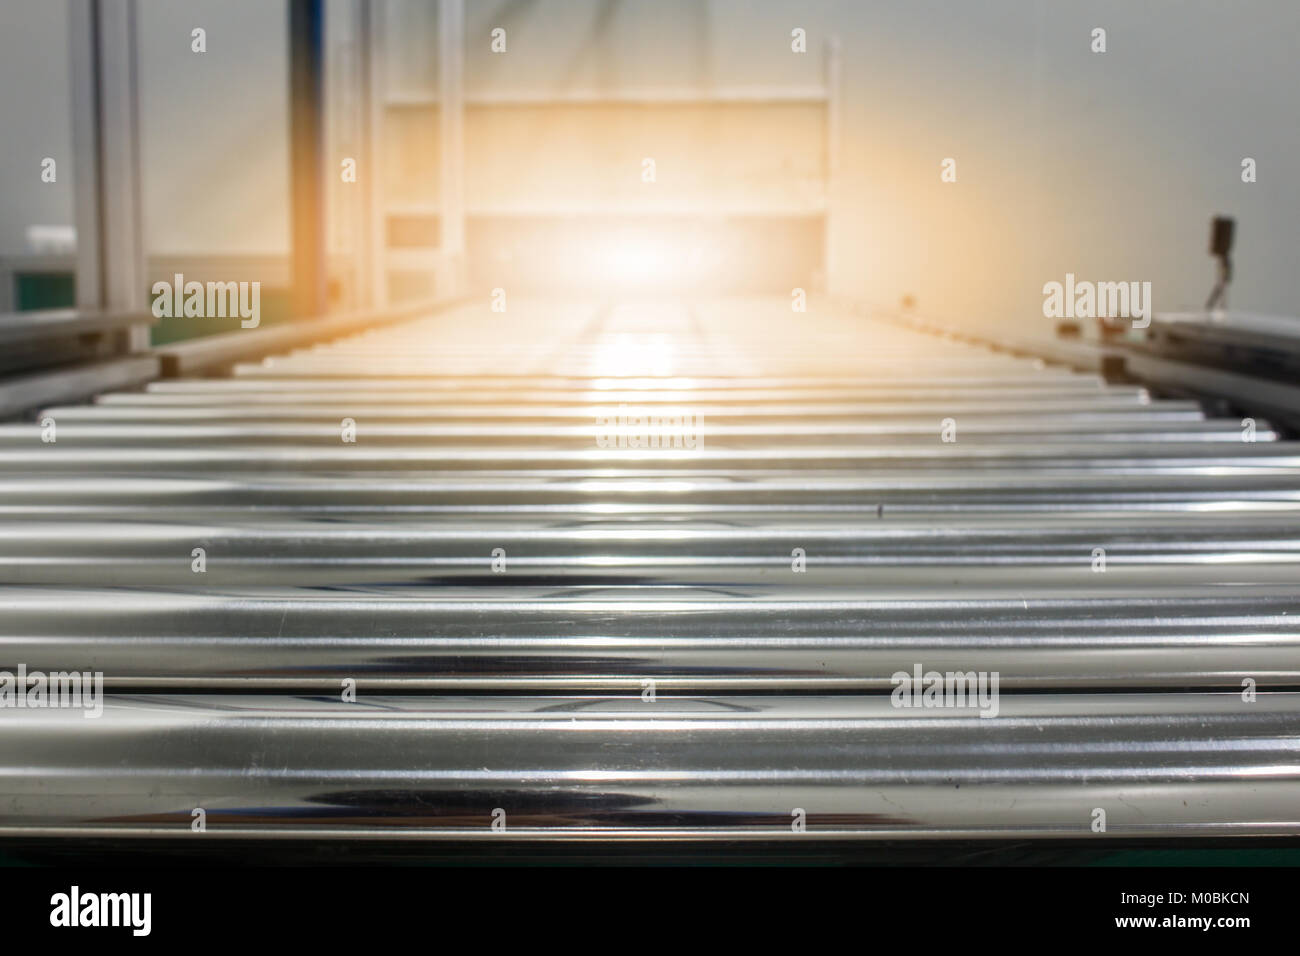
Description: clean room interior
1,0,1299,898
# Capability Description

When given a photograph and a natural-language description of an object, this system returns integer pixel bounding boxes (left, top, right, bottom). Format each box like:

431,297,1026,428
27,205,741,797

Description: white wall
459,0,1300,323
136,0,289,256
2,0,1297,323
828,0,1300,327
0,0,74,257
0,0,288,261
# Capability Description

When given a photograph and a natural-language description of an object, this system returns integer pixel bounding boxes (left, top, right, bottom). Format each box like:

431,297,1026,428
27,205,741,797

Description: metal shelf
384,86,830,108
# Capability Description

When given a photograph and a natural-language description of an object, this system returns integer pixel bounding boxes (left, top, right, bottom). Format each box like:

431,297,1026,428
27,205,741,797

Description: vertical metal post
438,0,465,298
68,1,103,314
360,0,386,308
289,0,327,317
68,0,147,346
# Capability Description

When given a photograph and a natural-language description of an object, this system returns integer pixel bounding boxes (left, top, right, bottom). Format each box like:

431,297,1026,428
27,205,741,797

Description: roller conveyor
2,297,1299,846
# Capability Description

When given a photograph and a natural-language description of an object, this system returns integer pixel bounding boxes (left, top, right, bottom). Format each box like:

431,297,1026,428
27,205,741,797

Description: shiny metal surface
3,514,1300,586
3,418,1260,446
1,693,1297,839
3,473,1300,517
2,584,1299,690
4,444,1300,475
59,396,1172,420
2,297,1299,843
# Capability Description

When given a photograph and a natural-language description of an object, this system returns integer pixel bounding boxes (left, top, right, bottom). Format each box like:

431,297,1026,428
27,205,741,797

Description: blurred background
1,0,1297,340
3,1,1300,865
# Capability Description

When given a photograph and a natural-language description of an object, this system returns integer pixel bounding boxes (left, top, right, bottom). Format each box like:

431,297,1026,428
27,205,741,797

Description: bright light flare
587,333,676,377
602,239,674,284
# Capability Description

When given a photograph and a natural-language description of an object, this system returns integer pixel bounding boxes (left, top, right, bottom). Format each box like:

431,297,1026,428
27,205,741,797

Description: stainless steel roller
1,693,1296,840
3,514,1300,586
4,444,1300,476
3,473,1300,517
1,584,1299,690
